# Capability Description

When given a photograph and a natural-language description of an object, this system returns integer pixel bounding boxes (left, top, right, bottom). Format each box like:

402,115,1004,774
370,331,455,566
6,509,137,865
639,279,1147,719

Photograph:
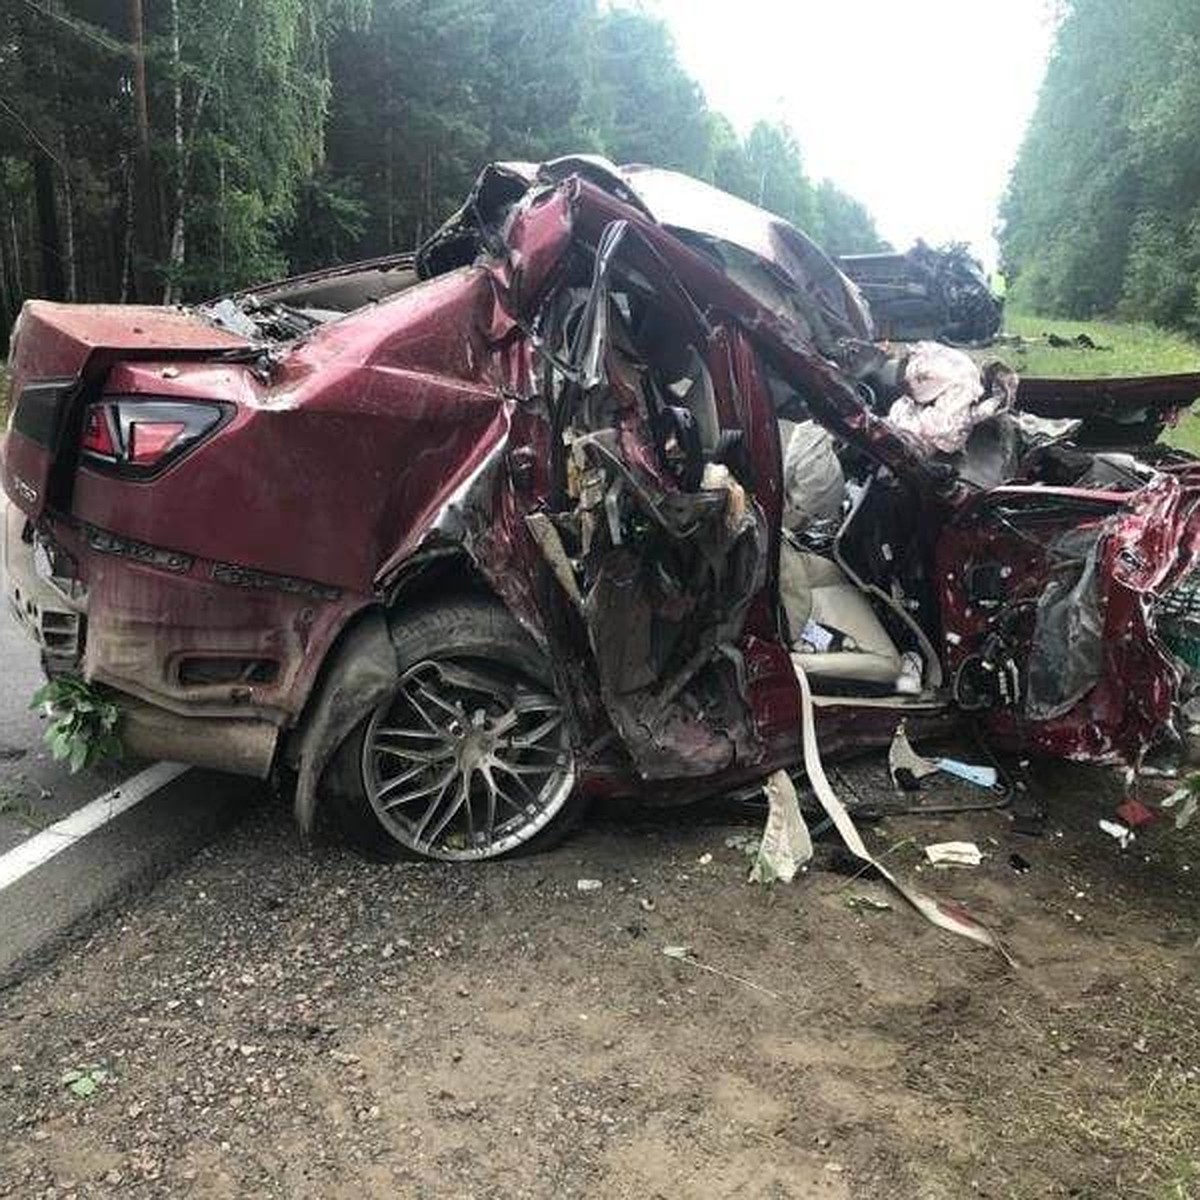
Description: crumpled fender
290,609,399,836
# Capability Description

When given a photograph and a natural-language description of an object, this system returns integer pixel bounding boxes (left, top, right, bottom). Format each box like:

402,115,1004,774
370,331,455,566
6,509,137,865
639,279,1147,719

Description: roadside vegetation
996,311,1200,380
1001,1,1200,337
31,677,124,773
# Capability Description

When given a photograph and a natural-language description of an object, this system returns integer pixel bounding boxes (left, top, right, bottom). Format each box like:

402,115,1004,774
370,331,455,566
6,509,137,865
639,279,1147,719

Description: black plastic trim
11,378,77,449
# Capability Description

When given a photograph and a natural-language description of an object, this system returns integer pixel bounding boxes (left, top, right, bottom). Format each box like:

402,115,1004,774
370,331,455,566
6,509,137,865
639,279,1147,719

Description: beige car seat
780,543,903,687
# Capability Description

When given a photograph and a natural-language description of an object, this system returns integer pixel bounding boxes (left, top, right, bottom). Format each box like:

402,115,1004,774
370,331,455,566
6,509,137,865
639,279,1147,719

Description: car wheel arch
288,549,546,838
288,606,399,837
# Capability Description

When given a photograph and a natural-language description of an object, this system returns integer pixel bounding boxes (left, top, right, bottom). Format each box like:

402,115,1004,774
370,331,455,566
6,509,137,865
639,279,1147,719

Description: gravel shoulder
0,755,1197,1199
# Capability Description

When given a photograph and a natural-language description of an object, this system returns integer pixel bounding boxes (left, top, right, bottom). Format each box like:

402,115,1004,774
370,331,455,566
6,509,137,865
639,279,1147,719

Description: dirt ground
0,751,1197,1199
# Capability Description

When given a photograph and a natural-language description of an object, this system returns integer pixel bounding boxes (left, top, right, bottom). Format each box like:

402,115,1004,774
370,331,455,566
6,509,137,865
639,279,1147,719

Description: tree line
1000,0,1200,332
0,0,887,346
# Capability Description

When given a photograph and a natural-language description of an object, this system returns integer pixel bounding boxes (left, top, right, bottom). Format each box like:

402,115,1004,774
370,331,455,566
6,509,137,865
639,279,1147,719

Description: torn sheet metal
935,465,1200,769
791,658,1010,958
522,217,769,781
1015,372,1200,449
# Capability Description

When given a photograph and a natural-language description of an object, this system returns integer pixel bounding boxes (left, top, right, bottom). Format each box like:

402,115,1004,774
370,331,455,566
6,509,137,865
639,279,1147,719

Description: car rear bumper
3,496,278,778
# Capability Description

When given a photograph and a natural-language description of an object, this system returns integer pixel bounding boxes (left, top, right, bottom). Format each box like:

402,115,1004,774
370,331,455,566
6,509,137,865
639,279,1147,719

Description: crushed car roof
416,155,873,350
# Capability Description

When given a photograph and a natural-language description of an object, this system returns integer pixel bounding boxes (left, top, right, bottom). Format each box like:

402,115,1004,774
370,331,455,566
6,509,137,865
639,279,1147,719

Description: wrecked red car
4,156,1200,861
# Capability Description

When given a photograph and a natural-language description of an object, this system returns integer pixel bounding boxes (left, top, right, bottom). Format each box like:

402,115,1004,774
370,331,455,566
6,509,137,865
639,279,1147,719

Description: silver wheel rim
361,658,576,861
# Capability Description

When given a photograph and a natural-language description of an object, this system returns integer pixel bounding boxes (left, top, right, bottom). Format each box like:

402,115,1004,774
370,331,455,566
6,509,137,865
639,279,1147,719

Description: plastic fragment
791,658,1011,960
749,769,813,884
1114,797,1158,828
888,722,998,790
1160,786,1198,830
924,841,983,868
1098,819,1135,848
937,759,999,788
888,722,940,790
660,945,781,1001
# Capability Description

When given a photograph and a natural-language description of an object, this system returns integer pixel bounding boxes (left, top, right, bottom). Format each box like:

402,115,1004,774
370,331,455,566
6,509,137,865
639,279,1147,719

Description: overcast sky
650,0,1058,267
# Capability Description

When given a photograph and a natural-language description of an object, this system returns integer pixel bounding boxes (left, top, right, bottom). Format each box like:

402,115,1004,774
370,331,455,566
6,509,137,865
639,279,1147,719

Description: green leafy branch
30,677,123,773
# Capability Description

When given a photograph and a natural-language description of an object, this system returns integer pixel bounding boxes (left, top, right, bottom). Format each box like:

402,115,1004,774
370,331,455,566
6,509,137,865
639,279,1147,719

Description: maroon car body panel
937,475,1200,763
1016,372,1200,447
4,302,250,520
75,274,511,592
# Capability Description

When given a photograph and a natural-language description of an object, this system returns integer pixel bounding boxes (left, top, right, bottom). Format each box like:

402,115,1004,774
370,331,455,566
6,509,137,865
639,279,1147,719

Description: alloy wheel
361,658,575,860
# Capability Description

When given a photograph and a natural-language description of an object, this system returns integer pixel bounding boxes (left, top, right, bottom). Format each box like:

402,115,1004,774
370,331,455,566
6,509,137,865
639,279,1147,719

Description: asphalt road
0,605,259,985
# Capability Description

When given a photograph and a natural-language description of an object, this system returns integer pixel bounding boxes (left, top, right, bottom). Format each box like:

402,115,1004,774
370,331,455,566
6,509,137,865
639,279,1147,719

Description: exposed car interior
767,348,938,701
543,226,939,713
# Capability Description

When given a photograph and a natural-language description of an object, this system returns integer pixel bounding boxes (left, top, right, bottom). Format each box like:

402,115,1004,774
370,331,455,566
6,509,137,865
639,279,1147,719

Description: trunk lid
1017,372,1200,449
2,300,250,521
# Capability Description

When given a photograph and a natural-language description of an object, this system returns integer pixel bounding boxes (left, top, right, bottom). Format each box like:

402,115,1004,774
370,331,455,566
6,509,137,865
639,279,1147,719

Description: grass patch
1000,960,1200,1200
0,360,9,427
994,310,1200,379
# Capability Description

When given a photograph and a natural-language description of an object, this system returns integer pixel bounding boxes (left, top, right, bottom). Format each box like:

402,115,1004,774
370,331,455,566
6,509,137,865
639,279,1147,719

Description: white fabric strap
790,655,1012,961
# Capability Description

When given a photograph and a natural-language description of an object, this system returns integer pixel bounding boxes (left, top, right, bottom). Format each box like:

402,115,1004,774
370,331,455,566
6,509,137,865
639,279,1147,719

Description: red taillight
81,406,118,459
128,421,187,465
80,398,225,477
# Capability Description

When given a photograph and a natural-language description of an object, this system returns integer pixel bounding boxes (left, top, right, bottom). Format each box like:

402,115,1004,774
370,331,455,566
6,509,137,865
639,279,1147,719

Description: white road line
0,762,189,892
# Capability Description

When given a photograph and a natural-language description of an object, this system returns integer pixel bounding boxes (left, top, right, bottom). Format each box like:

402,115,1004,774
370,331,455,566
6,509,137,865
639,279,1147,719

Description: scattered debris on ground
924,841,984,868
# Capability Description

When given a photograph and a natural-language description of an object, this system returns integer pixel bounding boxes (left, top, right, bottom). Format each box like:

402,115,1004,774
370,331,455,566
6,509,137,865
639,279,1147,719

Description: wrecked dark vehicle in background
4,155,1200,863
840,241,1004,345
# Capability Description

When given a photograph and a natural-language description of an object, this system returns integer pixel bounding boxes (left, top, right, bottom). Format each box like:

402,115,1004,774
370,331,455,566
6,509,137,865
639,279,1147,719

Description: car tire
326,598,587,861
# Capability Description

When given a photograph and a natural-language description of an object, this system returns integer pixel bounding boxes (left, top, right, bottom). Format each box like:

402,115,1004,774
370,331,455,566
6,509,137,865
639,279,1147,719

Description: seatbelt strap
790,655,1012,962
